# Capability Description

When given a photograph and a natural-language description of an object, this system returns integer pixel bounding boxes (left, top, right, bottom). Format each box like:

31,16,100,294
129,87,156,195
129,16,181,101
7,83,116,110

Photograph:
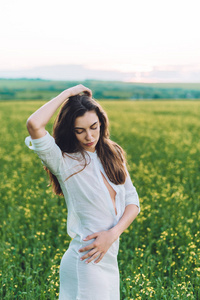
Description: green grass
0,100,199,299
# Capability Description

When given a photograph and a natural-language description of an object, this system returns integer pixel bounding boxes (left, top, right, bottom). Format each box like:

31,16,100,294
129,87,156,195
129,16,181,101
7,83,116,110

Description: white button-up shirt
25,132,140,240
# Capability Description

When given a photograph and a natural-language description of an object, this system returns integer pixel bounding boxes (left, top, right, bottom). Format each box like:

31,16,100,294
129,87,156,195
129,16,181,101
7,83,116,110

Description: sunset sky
1,0,200,81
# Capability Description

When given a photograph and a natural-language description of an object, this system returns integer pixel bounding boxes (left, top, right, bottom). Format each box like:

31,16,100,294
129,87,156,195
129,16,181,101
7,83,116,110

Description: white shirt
25,131,140,240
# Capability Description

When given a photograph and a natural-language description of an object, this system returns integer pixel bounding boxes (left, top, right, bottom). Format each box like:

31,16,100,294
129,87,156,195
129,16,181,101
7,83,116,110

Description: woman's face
74,110,101,152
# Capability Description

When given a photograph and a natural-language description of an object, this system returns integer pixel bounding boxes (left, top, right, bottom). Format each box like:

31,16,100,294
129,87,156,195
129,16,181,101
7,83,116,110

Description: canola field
0,100,200,300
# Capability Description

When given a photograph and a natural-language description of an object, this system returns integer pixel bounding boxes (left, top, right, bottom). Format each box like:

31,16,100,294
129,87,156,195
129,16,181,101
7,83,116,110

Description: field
0,100,200,299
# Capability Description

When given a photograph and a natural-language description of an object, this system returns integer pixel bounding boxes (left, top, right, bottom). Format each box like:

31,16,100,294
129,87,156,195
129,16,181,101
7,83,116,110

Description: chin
84,142,96,152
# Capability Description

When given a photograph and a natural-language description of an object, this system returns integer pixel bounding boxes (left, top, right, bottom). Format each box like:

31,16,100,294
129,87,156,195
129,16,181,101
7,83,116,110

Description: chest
65,155,124,216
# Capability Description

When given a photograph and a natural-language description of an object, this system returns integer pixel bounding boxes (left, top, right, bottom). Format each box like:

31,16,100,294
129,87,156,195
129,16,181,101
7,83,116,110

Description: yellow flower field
0,100,199,299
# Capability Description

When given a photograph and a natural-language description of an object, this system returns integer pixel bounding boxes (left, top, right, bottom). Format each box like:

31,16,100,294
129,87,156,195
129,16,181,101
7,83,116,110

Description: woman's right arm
26,84,92,139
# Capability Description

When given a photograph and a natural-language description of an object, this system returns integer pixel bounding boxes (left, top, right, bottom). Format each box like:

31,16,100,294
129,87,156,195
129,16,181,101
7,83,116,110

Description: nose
85,130,92,141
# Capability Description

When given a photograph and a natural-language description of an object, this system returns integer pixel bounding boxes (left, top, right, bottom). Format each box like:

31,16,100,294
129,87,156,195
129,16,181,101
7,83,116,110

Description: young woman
25,84,140,300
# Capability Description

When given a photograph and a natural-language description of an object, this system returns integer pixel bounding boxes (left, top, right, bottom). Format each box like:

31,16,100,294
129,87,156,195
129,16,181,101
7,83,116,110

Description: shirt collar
85,150,97,159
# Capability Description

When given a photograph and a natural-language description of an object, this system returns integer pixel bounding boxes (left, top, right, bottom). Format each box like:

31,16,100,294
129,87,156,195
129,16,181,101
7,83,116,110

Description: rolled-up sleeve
25,131,63,175
124,166,140,213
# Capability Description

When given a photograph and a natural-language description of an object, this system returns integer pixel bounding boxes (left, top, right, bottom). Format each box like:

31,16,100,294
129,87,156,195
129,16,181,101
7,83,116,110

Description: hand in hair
26,84,92,139
68,84,92,98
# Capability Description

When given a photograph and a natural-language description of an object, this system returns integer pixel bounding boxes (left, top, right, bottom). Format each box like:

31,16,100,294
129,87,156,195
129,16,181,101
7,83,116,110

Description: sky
1,0,200,82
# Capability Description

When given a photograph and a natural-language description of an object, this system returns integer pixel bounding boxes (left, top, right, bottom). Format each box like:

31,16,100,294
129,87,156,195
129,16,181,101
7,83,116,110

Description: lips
85,141,95,147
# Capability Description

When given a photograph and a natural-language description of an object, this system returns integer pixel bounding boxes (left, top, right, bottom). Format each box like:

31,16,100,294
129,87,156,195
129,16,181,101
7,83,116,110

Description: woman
25,84,140,300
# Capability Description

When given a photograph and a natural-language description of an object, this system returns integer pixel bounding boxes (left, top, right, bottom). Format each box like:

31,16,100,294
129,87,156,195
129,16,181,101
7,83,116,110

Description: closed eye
75,127,97,134
74,121,98,134
75,130,84,134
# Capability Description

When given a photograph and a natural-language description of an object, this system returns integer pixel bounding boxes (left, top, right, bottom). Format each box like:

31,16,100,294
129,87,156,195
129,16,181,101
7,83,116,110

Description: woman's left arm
79,204,139,264
110,203,139,238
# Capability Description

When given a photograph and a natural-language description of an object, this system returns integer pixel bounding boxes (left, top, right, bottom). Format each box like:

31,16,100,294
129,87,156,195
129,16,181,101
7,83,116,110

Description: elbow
26,117,35,131
128,203,140,216
132,204,140,215
26,117,41,133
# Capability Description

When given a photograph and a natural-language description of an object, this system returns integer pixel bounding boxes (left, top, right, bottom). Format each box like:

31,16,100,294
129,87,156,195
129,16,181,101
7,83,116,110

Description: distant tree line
0,78,200,100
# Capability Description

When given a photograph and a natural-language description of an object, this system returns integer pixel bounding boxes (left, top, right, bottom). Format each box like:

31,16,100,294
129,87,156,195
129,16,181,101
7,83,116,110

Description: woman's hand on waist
78,230,117,264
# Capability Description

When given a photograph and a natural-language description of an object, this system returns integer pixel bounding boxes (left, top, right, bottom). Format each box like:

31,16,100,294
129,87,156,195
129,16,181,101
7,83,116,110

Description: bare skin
26,84,139,264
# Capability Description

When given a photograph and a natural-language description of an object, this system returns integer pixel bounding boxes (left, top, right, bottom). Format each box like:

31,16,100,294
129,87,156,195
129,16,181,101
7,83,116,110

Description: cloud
0,63,200,82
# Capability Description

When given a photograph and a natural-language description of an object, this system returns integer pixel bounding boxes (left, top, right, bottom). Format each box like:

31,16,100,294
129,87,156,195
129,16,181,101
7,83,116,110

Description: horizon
0,63,200,83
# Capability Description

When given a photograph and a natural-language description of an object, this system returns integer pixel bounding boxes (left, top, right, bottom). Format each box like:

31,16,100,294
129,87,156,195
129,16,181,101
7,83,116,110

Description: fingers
80,248,97,262
85,251,101,264
79,246,105,264
76,84,92,97
80,249,103,264
79,243,94,253
94,253,104,264
79,231,108,264
67,84,92,98
83,89,92,97
83,232,98,241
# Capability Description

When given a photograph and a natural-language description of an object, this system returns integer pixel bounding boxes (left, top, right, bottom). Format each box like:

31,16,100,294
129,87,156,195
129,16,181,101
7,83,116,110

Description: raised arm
26,84,92,139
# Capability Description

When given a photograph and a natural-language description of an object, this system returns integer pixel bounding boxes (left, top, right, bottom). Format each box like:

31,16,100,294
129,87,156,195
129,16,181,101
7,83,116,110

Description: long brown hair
45,94,127,196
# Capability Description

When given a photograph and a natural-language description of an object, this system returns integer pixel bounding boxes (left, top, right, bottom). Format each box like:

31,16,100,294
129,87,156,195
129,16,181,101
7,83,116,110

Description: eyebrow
74,121,98,130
